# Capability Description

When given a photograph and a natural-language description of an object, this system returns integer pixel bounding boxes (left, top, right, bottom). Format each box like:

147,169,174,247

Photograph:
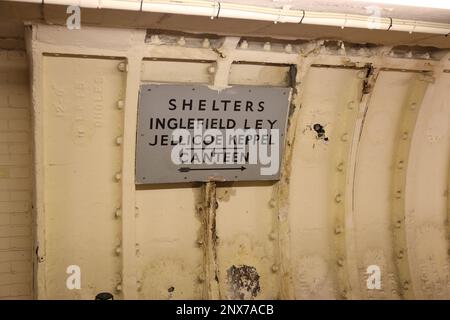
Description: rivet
269,232,277,240
402,132,409,140
357,70,367,79
410,102,417,110
116,100,124,110
177,37,186,46
335,225,343,235
285,44,293,53
135,243,140,255
116,136,123,146
207,65,216,74
395,219,402,229
115,172,122,181
395,190,402,199
196,204,204,214
271,264,279,273
402,280,409,290
341,133,349,142
347,101,355,110
136,281,142,291
115,246,121,255
116,284,122,292
263,42,271,51
397,160,404,169
337,258,344,267
397,250,404,259
336,162,344,172
268,198,276,208
149,35,161,45
117,62,127,72
202,38,210,48
135,206,140,217
115,208,122,218
335,193,342,203
197,238,204,246
198,275,205,283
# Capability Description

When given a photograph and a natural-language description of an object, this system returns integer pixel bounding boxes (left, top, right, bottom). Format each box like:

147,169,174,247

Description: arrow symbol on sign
178,166,247,173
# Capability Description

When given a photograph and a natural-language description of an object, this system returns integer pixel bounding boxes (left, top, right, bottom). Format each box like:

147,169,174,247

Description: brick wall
0,50,33,299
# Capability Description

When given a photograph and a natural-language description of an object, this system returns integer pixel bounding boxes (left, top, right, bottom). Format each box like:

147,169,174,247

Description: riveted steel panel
42,56,125,299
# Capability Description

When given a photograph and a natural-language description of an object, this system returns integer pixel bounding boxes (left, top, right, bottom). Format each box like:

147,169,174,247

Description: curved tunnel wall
24,25,450,300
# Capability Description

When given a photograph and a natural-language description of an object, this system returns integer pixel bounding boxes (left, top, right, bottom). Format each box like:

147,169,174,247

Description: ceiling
1,1,450,49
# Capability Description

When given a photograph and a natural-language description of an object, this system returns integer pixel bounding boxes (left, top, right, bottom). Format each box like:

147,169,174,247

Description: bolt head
402,281,409,290
117,100,124,110
240,40,248,50
207,66,216,74
117,62,127,72
202,39,210,48
402,132,409,140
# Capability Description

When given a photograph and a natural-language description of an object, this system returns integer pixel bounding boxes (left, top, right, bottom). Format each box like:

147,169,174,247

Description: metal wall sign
135,84,291,184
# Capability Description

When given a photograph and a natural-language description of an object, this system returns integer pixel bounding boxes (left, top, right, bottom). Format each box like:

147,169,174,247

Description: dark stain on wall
227,265,261,300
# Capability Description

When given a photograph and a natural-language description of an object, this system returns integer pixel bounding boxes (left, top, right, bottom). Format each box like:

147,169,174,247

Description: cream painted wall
13,23,450,300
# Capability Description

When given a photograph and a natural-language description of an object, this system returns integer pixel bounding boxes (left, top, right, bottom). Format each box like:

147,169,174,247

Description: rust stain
226,265,261,300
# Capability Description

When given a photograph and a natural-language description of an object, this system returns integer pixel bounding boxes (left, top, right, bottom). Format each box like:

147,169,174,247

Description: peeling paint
227,265,261,300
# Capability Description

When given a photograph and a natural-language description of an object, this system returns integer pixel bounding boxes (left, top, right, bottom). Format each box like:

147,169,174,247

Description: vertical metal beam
120,54,143,299
26,25,47,300
331,66,372,300
198,37,240,299
200,182,221,299
212,37,240,89
440,54,450,285
275,55,313,299
346,66,381,299
391,75,429,299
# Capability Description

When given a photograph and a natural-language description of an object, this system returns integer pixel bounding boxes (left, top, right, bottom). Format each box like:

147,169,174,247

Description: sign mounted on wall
135,84,291,184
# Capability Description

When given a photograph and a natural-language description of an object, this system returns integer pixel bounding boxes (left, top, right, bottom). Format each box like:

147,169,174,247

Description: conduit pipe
7,0,450,35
